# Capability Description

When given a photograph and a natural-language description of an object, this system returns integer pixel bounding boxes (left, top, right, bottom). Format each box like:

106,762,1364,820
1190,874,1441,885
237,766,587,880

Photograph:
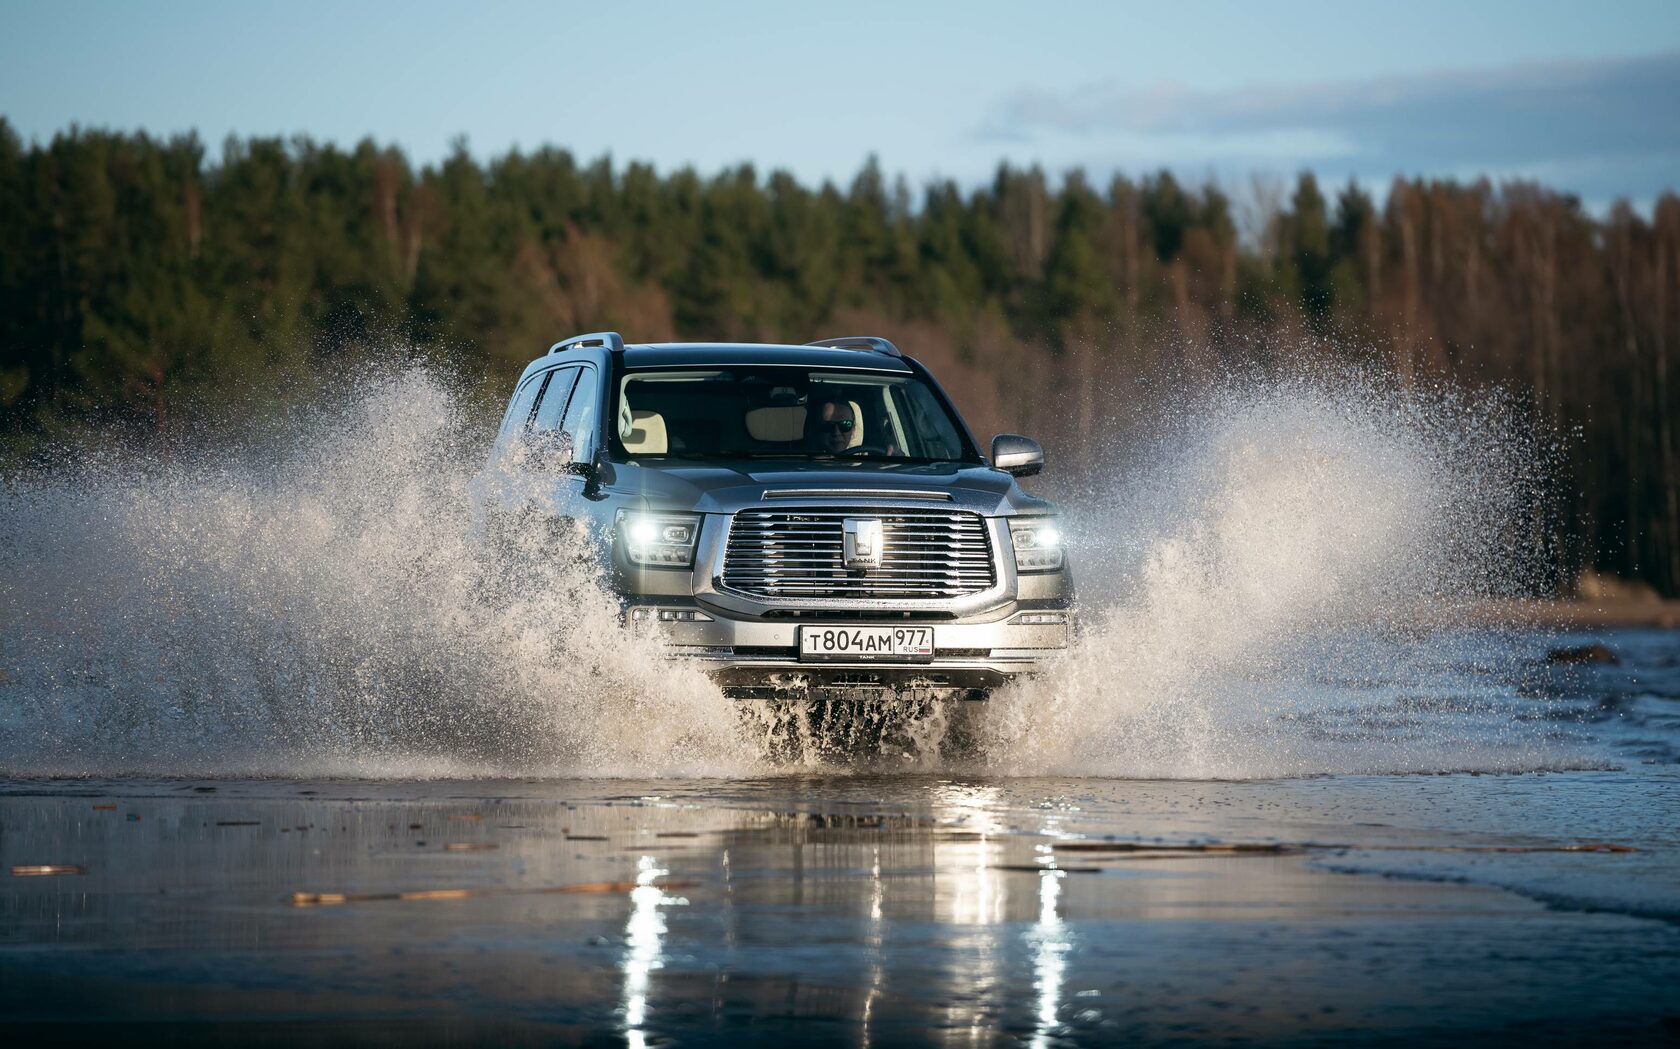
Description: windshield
612,366,977,463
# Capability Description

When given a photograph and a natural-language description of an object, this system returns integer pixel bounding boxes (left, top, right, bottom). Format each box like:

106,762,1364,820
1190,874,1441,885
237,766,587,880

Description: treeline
3,121,1679,593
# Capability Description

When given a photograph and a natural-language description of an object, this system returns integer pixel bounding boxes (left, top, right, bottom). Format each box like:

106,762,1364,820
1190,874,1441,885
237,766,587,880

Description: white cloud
977,52,1680,200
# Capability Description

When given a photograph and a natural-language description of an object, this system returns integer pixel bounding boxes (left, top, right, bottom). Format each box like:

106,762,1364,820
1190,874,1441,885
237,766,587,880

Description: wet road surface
3,773,1677,1046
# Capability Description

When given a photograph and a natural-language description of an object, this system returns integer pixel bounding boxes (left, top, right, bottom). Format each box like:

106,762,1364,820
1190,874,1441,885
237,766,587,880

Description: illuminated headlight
1009,518,1064,572
616,510,701,566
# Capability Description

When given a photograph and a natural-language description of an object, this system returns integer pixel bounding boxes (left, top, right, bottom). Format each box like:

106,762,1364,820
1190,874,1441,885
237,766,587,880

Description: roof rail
548,331,625,355
806,336,902,357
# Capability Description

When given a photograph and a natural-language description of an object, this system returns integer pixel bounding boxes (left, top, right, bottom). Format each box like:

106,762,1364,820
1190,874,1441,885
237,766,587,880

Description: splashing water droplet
0,363,1570,778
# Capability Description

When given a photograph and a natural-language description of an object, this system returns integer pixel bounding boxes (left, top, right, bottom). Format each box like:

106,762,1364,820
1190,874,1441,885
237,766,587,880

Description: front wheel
740,694,979,765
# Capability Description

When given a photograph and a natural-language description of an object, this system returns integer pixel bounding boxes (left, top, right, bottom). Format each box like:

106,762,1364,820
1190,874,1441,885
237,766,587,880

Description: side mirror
991,434,1045,477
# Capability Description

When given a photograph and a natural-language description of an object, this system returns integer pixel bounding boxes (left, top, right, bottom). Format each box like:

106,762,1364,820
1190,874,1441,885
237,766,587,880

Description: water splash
982,370,1564,777
0,369,752,778
1,364,1571,779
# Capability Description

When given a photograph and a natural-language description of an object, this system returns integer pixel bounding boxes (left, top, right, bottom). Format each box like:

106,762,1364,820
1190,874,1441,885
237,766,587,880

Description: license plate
799,626,934,661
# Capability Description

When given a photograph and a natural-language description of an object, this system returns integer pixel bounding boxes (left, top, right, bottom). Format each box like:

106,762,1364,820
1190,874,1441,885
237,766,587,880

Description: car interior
617,371,912,458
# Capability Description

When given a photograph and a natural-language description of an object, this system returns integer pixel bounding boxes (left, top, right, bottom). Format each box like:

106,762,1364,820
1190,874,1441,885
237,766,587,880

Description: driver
807,396,857,453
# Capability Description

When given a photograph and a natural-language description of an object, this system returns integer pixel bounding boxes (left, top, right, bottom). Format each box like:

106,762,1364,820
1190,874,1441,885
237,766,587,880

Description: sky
4,0,1679,207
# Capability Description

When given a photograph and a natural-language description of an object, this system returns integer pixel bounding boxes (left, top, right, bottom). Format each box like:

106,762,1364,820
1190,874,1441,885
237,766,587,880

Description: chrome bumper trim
631,614,1069,653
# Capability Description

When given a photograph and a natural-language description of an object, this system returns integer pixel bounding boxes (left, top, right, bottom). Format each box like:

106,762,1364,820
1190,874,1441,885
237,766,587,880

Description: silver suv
485,332,1072,700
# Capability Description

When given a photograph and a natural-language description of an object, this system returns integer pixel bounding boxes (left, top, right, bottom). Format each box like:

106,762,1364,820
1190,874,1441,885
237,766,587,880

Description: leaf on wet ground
12,865,86,876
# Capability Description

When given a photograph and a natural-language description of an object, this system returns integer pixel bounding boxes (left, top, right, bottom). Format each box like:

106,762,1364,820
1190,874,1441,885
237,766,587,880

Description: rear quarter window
498,372,549,437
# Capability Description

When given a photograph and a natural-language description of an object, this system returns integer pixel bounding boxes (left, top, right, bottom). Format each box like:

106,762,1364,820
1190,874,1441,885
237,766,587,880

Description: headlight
1009,518,1064,572
616,510,701,566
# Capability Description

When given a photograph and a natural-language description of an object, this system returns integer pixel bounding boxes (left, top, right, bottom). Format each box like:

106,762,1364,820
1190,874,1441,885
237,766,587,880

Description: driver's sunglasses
821,419,855,434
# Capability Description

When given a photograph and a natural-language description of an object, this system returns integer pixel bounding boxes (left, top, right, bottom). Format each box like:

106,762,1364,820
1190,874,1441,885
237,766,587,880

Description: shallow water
4,367,1678,1039
3,629,1678,1043
2,759,1677,1044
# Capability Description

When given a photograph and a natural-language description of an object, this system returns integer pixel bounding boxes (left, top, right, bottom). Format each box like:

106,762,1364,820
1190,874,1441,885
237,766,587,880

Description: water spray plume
0,363,1565,778
984,368,1559,777
1,370,753,778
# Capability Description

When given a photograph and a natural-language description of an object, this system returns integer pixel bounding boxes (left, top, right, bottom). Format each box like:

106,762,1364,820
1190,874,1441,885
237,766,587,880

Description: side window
895,382,963,461
498,372,548,437
561,366,599,460
530,366,580,434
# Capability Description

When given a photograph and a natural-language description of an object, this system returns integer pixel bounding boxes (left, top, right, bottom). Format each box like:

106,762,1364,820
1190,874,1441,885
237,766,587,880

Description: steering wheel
843,441,893,457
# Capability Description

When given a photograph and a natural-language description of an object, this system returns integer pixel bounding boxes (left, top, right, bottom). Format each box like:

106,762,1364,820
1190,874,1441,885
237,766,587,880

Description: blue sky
4,0,1678,206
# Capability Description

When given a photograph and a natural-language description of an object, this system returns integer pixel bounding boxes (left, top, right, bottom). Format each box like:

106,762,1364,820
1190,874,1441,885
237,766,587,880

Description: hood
605,459,1051,516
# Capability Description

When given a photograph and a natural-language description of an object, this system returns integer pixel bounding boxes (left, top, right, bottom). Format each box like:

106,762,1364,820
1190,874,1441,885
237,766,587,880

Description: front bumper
627,604,1069,699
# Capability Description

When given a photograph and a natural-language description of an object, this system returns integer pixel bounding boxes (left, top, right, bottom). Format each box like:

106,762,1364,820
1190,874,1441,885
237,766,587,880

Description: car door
528,365,581,459
514,364,581,503
481,364,570,559
524,363,608,546
548,363,614,552
556,363,600,470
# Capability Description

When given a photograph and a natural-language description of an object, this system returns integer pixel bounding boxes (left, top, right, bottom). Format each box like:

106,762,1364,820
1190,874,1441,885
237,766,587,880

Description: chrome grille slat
730,559,990,568
722,507,997,600
736,526,974,531
728,582,980,592
733,508,955,516
741,552,991,560
727,559,992,568
726,573,984,580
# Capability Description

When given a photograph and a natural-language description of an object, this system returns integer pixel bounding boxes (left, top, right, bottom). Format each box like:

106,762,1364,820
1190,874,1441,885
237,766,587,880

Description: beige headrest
845,399,864,448
621,409,667,454
745,405,806,442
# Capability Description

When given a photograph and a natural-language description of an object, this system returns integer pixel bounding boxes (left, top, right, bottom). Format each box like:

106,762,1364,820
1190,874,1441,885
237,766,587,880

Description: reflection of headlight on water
624,855,672,1049
1030,853,1069,1049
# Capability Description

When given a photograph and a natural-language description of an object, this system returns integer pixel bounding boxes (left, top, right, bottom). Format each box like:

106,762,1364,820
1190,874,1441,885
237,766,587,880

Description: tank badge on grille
842,518,883,570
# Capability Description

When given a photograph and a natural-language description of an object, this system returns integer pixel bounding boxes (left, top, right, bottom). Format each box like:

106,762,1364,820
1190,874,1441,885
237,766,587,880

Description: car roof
621,342,914,373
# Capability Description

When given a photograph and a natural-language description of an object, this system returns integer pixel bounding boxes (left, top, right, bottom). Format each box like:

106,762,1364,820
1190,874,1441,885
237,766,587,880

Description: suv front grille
722,508,996,600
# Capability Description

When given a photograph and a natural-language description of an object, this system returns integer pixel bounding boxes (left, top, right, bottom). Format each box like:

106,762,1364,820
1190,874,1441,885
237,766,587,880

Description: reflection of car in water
484,332,1071,700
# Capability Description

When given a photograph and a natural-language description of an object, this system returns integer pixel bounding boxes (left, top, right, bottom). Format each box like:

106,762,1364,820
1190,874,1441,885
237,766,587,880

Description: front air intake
721,508,996,599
